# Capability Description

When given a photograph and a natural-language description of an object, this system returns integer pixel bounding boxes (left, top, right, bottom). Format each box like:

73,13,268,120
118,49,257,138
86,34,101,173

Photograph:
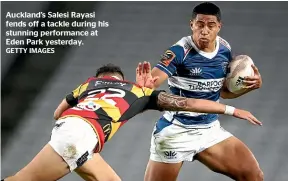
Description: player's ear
217,22,222,33
189,20,194,30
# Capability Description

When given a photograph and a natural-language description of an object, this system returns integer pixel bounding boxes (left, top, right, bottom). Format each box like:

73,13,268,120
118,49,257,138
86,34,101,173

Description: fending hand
233,108,262,126
136,61,159,89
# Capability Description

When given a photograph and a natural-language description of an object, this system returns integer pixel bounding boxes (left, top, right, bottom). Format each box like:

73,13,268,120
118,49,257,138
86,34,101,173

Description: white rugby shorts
49,117,98,171
150,120,232,163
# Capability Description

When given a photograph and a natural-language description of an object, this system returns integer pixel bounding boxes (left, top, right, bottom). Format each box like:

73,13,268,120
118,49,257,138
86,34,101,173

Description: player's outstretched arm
157,92,262,126
54,99,71,120
54,84,80,120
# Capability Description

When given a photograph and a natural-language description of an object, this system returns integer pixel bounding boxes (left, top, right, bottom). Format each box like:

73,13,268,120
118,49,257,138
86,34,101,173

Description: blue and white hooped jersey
155,35,232,128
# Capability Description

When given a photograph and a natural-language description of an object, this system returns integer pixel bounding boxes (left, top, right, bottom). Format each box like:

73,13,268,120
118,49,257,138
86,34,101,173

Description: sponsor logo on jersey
221,62,229,74
103,123,112,140
160,50,175,67
183,43,192,54
168,77,225,92
190,67,202,76
188,79,224,92
95,80,126,87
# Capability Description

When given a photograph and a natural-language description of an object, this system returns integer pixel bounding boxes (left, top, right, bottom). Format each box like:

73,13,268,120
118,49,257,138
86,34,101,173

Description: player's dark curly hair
95,63,124,79
192,2,221,22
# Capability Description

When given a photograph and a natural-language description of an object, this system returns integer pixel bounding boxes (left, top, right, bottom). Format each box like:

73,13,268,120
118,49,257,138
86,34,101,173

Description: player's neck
201,41,216,52
195,40,216,53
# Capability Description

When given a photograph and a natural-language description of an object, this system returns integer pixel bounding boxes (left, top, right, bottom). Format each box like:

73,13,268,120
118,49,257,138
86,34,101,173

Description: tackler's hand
136,61,159,89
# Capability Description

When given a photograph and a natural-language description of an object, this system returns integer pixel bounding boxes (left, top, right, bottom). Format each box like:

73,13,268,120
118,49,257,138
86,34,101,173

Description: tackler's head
96,63,124,80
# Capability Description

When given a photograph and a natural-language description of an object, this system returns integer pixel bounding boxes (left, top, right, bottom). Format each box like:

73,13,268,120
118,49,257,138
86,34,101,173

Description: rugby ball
226,55,254,94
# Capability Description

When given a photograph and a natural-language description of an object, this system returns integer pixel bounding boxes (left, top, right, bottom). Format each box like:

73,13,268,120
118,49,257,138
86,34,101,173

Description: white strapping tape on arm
224,105,235,116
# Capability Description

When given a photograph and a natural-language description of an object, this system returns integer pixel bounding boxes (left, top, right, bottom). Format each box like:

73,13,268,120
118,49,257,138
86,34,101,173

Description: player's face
190,14,221,50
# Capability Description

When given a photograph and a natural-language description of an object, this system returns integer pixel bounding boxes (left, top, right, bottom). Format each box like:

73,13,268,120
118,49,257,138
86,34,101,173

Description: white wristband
224,105,235,115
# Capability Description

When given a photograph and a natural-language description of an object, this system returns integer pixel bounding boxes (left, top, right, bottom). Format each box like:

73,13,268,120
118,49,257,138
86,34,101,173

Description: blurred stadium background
1,1,288,181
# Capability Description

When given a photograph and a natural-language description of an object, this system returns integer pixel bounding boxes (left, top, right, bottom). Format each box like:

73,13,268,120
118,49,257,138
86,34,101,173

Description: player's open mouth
199,38,209,42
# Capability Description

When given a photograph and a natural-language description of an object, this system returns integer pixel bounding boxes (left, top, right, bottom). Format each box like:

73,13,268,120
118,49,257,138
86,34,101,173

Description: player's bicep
151,67,169,89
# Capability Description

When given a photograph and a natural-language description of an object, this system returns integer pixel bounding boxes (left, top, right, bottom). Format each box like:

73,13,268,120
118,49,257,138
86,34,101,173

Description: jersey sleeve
228,48,233,62
65,84,81,107
142,87,166,111
155,45,185,77
219,37,233,62
65,78,91,107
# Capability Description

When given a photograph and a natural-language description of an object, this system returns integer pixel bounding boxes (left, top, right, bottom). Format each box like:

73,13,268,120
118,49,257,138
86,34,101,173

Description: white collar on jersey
189,36,220,59
111,76,121,80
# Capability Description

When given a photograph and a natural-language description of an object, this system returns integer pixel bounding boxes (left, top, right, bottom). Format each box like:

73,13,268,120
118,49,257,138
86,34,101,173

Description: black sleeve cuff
66,93,78,107
147,90,166,111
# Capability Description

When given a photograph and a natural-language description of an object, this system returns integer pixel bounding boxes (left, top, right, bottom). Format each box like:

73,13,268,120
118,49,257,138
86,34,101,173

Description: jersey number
73,88,125,111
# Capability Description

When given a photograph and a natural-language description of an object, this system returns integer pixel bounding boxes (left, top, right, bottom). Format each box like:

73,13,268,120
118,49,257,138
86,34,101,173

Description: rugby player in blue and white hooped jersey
144,2,263,181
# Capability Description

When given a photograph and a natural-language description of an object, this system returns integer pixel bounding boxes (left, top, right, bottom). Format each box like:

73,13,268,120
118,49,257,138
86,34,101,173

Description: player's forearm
220,87,252,99
157,92,234,115
186,98,227,114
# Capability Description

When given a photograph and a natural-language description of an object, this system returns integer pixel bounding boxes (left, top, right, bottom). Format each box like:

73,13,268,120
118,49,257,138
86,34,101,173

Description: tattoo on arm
157,92,189,111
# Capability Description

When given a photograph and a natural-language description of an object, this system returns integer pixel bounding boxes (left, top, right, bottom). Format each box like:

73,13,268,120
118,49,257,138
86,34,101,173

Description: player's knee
87,175,121,181
13,170,42,181
89,174,121,181
113,175,122,181
255,169,264,181
101,174,122,181
237,168,264,181
107,175,122,181
5,174,32,181
251,168,263,181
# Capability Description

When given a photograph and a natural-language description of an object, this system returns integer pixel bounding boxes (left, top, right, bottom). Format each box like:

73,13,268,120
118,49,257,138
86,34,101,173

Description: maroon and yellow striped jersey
60,76,163,152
